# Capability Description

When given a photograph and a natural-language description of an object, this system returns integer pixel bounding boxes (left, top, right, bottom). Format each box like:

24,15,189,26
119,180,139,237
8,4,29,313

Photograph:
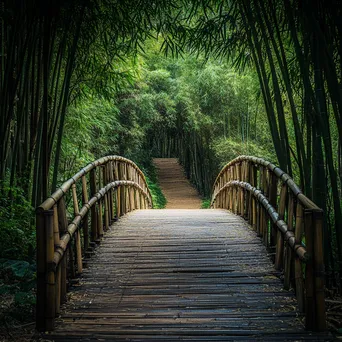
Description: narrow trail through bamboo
153,158,202,209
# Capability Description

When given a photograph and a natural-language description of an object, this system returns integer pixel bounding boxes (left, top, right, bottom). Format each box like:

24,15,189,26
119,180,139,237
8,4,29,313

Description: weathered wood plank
41,209,331,341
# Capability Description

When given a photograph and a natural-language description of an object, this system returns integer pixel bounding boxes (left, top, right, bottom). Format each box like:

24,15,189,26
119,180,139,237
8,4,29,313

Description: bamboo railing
36,156,152,331
211,155,326,332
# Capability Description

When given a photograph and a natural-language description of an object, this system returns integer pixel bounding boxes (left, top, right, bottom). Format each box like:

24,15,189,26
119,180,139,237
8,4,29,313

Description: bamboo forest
0,0,342,340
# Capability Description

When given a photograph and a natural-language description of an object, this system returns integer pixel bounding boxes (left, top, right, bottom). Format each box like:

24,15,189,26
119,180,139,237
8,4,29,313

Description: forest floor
153,158,202,209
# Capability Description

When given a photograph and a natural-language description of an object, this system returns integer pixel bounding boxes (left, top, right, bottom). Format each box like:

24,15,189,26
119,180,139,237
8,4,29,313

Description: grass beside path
146,175,167,209
201,198,211,209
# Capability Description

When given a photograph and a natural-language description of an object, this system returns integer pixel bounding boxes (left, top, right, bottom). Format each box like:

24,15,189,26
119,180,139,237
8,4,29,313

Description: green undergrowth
0,183,36,333
146,176,167,209
201,198,211,209
0,259,36,332
141,162,167,209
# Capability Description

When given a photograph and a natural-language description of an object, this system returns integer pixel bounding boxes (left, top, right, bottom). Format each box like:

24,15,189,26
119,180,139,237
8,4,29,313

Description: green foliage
201,199,211,209
145,176,167,209
213,137,275,168
0,183,35,261
0,259,36,324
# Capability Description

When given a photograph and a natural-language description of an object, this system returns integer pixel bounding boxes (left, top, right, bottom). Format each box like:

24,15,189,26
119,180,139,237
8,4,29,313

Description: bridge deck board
44,209,332,341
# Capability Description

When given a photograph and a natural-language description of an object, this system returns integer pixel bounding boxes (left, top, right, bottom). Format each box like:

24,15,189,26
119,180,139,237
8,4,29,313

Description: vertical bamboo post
304,210,315,330
72,184,82,274
275,184,287,270
55,264,61,316
284,192,294,290
312,210,326,331
236,163,241,215
90,169,98,242
263,207,268,246
98,201,104,237
82,175,89,251
109,162,115,221
117,186,121,218
102,165,109,231
245,161,250,220
119,162,125,215
57,197,68,304
295,204,305,313
36,209,47,331
53,205,61,315
45,209,56,331
268,173,278,247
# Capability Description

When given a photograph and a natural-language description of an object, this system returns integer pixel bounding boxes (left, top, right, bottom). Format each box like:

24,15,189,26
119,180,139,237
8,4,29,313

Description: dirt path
153,158,202,209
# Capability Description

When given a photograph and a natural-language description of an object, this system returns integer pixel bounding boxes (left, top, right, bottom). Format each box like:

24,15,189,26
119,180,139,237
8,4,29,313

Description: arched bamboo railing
211,156,326,332
36,156,152,331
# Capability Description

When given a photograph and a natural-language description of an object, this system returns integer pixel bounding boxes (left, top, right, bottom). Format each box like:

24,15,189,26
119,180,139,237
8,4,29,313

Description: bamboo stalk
312,210,326,331
36,210,46,331
53,204,60,245
304,210,315,330
98,202,104,237
57,197,68,304
71,184,79,215
284,193,294,290
45,209,55,331
275,184,287,270
55,264,61,315
82,175,89,250
90,169,98,242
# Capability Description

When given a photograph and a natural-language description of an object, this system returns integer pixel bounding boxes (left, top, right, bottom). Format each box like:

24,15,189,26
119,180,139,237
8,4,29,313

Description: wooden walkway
44,209,332,341
153,158,202,209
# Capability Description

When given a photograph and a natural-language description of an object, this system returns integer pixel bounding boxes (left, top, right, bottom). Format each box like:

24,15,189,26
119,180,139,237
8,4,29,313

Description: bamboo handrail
211,156,326,332
212,155,320,211
36,156,152,332
38,155,152,211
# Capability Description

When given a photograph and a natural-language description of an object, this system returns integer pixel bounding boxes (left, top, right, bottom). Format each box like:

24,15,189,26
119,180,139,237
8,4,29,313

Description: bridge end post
304,209,326,331
36,208,56,332
312,210,326,331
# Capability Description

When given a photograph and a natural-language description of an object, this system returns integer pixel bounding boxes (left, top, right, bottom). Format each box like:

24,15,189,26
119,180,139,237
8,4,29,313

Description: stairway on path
153,158,202,209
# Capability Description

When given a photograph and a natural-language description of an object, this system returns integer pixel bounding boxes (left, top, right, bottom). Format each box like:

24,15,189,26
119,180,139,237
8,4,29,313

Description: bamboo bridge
36,156,332,341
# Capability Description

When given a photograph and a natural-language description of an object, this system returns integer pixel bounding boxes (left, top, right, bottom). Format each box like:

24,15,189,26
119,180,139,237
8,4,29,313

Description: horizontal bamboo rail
211,156,326,332
36,156,152,332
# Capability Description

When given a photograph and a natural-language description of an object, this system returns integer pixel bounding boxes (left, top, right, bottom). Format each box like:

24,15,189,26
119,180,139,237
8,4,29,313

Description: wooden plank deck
44,209,332,341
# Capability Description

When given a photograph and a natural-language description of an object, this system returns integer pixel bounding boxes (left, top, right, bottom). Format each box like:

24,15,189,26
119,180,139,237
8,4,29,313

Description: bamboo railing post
98,201,104,237
45,209,56,331
36,209,47,331
275,184,287,270
294,204,305,312
57,197,68,304
284,192,294,290
109,162,115,221
90,169,98,242
119,163,125,215
236,163,241,215
72,184,83,274
82,175,89,251
103,165,109,231
268,173,278,247
52,205,61,315
304,210,315,330
244,161,250,220
117,185,121,218
36,209,55,331
312,210,326,331
55,264,61,317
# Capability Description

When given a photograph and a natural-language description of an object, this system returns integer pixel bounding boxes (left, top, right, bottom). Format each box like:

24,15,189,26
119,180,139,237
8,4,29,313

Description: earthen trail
153,158,202,209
